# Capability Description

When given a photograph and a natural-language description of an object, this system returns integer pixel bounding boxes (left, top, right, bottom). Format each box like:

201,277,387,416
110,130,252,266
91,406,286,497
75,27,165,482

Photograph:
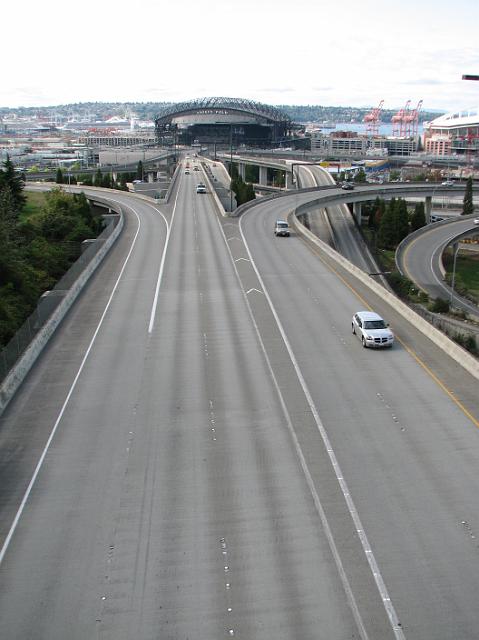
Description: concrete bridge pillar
353,201,362,224
425,196,432,224
238,163,246,180
285,170,294,190
259,165,268,185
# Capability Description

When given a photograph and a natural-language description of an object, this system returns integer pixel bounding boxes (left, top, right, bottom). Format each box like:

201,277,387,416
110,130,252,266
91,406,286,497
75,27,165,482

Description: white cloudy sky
2,0,479,112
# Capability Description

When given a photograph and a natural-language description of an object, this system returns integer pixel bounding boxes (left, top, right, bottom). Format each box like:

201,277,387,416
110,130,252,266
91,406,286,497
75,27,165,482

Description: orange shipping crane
403,99,423,137
363,100,384,136
392,100,411,136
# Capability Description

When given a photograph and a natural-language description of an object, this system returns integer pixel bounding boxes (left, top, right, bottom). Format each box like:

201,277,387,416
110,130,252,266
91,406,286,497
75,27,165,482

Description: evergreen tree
95,168,103,186
102,174,112,189
395,198,410,243
229,163,239,179
0,155,26,210
410,202,426,231
377,200,396,249
0,188,19,253
56,168,64,184
462,176,474,216
79,174,93,186
354,167,367,183
374,198,386,229
243,182,256,203
230,175,255,205
136,161,144,181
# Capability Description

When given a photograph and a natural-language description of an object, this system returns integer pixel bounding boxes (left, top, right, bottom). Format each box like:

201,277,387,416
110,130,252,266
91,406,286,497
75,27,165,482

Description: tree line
55,166,139,190
364,176,474,249
364,196,425,249
0,157,104,349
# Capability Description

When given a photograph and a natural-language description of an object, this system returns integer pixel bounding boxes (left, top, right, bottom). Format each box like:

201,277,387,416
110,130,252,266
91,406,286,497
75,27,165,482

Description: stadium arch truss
155,97,294,147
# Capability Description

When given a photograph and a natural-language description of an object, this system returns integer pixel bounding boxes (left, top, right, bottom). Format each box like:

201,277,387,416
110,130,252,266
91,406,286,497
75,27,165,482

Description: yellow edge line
306,240,479,429
396,337,479,428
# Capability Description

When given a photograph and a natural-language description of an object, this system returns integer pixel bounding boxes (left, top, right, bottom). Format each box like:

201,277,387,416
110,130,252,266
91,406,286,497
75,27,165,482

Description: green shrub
429,298,450,313
387,272,414,299
453,333,478,354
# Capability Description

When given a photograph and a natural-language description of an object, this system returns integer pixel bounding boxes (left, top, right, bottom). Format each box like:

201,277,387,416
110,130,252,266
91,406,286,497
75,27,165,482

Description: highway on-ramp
0,172,478,639
397,215,479,318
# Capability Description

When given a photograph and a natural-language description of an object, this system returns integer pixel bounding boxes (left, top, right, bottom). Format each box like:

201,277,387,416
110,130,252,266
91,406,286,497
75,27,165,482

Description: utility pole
230,125,233,212
450,242,460,307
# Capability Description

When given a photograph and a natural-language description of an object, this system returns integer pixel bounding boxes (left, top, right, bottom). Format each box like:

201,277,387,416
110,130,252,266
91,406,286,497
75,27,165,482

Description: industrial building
311,130,416,157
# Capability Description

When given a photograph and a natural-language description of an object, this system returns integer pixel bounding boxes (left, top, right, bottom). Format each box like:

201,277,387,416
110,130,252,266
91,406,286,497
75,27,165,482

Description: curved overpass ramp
397,216,479,318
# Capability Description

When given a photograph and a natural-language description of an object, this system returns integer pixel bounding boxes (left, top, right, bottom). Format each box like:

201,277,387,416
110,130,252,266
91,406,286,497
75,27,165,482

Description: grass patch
20,191,47,221
444,251,479,303
377,249,396,272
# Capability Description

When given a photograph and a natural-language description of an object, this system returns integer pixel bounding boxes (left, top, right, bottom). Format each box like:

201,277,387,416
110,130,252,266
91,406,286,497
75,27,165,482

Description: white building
311,131,415,157
423,108,479,157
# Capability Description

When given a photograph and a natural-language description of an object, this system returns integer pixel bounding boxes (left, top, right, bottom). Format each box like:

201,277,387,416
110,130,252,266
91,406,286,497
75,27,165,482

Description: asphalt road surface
397,215,479,318
0,171,478,639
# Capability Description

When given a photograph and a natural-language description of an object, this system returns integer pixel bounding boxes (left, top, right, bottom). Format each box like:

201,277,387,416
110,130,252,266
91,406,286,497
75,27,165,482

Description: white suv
274,220,290,236
352,311,394,348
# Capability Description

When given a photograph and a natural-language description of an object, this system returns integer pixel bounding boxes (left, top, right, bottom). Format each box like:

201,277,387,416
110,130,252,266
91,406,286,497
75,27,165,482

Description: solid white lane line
147,184,180,334
0,202,143,567
238,211,406,639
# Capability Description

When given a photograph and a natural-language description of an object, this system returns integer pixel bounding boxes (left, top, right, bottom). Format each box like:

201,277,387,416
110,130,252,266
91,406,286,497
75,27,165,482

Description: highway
0,169,478,639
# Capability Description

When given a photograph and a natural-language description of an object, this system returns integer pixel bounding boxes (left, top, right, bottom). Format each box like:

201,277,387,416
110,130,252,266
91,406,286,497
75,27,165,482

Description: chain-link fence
0,215,120,384
412,304,479,352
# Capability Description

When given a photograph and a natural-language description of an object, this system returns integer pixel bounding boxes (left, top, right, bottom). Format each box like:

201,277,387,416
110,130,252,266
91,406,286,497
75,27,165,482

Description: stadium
154,97,294,147
424,107,479,157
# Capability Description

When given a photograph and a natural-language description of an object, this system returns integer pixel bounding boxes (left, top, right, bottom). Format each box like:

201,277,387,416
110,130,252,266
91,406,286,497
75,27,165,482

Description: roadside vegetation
55,166,137,190
443,251,479,304
229,163,256,205
0,157,104,350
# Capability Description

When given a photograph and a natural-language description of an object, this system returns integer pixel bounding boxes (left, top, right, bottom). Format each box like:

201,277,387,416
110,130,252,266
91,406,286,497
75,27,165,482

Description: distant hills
0,101,443,124
278,104,442,123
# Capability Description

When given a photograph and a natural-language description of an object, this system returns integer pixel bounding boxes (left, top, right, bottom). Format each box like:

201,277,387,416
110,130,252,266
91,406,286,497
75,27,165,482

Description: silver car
352,311,394,348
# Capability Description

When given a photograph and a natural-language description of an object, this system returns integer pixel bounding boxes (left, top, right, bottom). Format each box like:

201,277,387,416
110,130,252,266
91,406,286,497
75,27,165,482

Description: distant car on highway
196,183,207,194
132,179,143,184
474,218,479,225
441,180,454,186
341,182,354,190
185,169,190,175
352,311,394,348
274,220,290,237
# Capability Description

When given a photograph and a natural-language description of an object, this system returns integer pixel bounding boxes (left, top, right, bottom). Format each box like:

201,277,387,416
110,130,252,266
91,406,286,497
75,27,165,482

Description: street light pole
230,125,233,212
450,242,460,306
